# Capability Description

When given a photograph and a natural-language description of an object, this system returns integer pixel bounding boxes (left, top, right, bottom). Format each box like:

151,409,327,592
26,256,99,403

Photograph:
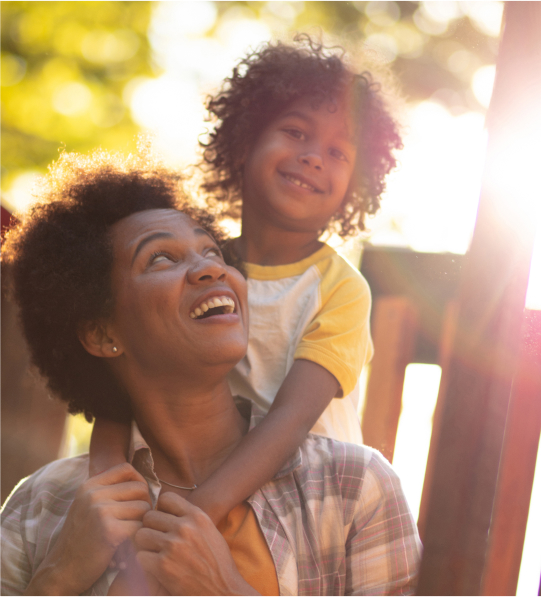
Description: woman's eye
206,248,221,258
149,251,173,265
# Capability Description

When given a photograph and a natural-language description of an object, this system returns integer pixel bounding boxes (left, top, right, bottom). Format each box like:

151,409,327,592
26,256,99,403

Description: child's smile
242,97,357,235
280,171,323,193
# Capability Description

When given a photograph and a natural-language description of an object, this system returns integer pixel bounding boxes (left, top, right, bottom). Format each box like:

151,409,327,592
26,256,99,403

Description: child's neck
237,219,323,266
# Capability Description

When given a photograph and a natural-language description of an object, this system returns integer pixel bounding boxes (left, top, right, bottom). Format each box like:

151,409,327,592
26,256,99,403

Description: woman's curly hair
2,146,226,423
200,34,403,238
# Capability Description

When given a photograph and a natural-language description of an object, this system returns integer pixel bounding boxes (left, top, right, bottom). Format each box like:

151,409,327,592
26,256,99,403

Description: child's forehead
275,96,359,144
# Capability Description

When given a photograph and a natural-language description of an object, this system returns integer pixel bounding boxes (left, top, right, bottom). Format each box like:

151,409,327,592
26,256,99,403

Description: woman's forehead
113,209,193,238
111,209,203,255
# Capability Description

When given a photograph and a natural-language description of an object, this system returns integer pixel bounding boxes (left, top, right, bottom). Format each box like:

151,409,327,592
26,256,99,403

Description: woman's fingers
156,490,203,517
90,480,152,505
134,527,164,553
140,509,180,533
79,463,152,509
107,499,152,521
136,550,162,575
92,462,147,486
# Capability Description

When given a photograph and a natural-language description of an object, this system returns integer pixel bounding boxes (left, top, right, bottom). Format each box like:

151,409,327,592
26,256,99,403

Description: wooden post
481,310,541,595
417,301,459,542
361,296,418,463
417,3,541,595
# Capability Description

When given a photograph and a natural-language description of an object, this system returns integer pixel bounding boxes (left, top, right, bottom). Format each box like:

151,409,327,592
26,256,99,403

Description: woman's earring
112,346,118,353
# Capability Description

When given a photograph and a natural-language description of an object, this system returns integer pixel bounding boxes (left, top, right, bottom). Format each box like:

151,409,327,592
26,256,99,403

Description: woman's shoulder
298,434,396,495
2,454,89,517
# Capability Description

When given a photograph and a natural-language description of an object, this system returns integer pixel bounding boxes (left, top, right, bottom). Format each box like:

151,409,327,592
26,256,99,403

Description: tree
1,1,153,199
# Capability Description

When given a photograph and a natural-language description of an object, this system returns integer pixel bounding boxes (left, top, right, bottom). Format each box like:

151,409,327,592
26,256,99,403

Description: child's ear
78,320,123,358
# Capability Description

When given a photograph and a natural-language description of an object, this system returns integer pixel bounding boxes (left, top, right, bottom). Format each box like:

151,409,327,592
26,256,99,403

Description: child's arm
89,417,131,477
189,358,340,524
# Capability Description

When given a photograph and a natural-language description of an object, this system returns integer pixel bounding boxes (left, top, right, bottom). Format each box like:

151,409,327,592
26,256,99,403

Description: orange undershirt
217,502,280,596
108,502,279,596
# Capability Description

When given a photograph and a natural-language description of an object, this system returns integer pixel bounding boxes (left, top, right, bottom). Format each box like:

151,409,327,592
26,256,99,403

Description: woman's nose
298,150,323,171
187,255,227,284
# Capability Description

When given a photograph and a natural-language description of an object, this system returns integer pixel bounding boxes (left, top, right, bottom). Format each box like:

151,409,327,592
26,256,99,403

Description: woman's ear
78,321,123,358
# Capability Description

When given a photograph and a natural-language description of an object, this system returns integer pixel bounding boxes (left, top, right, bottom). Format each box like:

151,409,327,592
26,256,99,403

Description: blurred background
2,2,540,593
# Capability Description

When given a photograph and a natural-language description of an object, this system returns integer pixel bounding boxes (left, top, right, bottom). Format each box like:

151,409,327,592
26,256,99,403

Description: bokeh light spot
3,171,42,214
151,1,217,38
52,81,92,116
264,1,302,24
129,74,205,165
472,64,496,109
90,92,125,128
1,52,27,86
365,2,400,27
81,29,140,64
364,33,398,64
447,49,475,75
462,1,504,38
392,23,426,58
421,1,462,24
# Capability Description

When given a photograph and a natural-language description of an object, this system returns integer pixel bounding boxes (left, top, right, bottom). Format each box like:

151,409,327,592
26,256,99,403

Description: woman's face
107,209,248,377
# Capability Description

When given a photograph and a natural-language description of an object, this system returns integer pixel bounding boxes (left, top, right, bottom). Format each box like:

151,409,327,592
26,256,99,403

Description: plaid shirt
1,402,421,596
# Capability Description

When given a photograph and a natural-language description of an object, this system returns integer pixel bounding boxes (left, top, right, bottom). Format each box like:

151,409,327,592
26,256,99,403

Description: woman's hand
25,463,152,596
135,492,258,596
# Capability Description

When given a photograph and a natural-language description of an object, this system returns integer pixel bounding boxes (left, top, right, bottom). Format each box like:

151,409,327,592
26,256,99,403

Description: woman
1,148,421,596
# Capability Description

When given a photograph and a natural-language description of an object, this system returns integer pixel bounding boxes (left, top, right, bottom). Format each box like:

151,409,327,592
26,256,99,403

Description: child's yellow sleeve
293,256,373,397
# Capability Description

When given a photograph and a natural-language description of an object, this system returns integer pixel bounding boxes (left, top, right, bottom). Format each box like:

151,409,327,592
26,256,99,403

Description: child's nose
298,151,323,171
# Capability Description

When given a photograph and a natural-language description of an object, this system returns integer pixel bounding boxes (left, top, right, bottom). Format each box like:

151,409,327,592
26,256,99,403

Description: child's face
242,97,357,234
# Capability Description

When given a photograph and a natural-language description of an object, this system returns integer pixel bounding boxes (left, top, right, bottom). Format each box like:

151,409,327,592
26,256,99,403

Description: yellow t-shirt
217,502,279,596
228,243,373,444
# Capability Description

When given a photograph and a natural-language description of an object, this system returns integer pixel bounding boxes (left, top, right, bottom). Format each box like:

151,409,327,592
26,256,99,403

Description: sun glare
368,101,487,254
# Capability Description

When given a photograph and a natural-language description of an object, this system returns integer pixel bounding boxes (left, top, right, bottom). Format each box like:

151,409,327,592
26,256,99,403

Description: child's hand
89,417,131,477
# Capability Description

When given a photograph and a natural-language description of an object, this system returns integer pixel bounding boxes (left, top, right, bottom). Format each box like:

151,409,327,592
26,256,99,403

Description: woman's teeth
283,174,317,191
189,296,235,319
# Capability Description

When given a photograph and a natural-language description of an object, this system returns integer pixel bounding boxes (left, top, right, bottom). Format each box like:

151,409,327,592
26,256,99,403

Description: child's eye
330,148,348,162
284,128,305,141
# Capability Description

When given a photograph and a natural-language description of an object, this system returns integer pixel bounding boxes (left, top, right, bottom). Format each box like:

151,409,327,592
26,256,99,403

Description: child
90,35,402,526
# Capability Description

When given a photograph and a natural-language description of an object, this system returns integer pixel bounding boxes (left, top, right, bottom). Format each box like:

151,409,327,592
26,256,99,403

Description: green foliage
1,1,500,204
1,1,153,194
222,1,499,108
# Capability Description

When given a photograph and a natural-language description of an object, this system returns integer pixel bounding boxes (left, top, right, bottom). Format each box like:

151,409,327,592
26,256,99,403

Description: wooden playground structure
2,2,541,594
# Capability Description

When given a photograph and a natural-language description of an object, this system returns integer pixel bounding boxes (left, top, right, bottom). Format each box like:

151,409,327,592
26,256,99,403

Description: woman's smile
189,289,237,320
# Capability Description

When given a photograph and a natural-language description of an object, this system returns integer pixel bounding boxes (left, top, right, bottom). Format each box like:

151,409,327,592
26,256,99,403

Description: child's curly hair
2,145,226,423
200,34,403,238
